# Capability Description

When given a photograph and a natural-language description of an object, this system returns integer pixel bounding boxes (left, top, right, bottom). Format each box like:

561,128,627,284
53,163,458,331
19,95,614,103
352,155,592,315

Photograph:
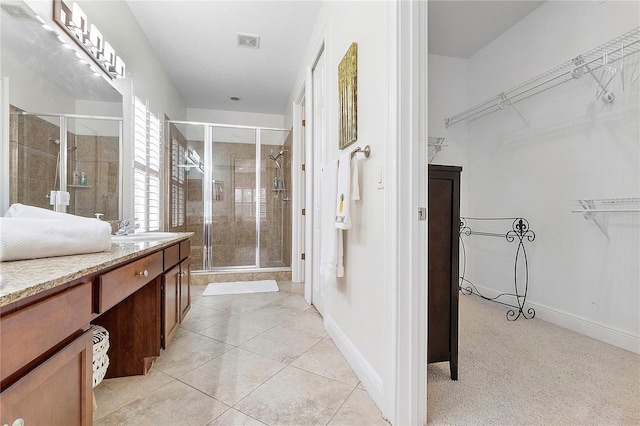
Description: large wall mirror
1,0,123,219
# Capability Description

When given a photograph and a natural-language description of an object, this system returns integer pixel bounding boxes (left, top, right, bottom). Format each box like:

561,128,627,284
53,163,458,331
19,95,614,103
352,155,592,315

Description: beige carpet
428,295,640,425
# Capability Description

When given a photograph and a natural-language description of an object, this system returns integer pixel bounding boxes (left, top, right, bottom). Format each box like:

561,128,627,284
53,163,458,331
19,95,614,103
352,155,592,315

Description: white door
310,46,326,316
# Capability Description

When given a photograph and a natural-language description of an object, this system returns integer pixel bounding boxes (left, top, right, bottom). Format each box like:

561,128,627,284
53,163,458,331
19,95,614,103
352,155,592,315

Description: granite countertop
0,232,193,308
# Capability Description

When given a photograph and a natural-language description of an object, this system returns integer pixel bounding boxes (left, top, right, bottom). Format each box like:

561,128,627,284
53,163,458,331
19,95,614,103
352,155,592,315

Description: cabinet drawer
163,243,180,270
0,282,91,385
96,251,163,314
179,239,190,260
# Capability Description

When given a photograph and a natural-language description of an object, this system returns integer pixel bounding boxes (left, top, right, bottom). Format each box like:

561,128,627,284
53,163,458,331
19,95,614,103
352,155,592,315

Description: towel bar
351,145,371,158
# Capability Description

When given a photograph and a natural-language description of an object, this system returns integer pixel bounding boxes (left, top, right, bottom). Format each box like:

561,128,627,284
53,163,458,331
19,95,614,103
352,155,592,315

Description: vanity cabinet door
0,330,92,426
162,264,180,349
179,258,191,322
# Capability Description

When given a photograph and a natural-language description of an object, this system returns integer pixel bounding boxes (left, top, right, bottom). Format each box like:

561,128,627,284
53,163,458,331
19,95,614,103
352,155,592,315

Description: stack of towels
0,204,112,262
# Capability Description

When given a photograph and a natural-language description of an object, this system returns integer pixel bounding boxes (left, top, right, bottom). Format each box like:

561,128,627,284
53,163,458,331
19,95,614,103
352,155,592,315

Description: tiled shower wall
183,139,292,270
9,106,59,210
8,106,119,219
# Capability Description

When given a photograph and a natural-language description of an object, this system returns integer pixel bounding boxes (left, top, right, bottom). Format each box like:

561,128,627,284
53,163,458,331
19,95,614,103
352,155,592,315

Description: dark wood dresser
428,164,461,380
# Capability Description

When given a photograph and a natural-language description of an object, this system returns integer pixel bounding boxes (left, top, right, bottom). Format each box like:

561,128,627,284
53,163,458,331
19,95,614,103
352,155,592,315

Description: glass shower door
210,125,257,268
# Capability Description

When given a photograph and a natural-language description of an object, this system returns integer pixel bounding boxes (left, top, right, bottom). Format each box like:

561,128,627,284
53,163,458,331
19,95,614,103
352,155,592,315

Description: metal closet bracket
497,93,530,128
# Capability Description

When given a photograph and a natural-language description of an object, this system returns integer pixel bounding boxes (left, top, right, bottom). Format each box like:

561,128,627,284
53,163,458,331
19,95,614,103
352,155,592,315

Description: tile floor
94,281,388,426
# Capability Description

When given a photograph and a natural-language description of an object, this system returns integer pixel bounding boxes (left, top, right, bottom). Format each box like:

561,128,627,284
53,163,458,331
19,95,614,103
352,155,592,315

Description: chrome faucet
115,218,139,235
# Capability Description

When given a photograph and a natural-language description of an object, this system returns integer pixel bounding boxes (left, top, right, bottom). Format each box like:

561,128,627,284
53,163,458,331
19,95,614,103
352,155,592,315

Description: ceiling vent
237,33,260,49
1,3,35,20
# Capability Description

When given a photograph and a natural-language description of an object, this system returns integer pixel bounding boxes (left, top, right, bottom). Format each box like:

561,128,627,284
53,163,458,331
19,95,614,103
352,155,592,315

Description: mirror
1,0,123,219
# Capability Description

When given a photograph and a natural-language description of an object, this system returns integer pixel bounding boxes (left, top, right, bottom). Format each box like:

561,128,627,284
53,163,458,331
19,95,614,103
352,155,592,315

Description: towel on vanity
320,159,339,285
0,204,112,262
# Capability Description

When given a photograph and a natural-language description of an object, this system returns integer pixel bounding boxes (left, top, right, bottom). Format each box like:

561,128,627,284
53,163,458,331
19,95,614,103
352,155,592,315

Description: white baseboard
464,284,640,354
324,315,384,409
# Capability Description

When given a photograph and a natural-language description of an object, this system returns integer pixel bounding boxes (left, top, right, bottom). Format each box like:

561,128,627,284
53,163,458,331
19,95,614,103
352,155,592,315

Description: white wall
448,1,639,352
428,54,469,212
286,0,389,406
1,52,76,116
187,108,284,128
75,0,186,120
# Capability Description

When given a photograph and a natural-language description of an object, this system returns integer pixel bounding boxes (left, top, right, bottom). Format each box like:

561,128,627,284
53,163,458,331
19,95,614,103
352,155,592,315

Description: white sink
111,232,180,242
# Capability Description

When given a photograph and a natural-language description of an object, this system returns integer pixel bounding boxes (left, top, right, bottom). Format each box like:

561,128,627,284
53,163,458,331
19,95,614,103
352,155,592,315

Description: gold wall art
338,42,358,150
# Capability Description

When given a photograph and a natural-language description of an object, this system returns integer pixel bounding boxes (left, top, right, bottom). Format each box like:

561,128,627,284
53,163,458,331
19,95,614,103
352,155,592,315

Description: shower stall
8,107,122,219
166,120,292,272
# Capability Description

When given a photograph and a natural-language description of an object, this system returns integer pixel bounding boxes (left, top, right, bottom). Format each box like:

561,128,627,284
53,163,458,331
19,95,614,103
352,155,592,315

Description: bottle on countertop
79,172,87,186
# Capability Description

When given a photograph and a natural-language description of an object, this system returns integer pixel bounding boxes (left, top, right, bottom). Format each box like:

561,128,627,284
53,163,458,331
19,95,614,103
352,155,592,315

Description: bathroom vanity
0,233,192,426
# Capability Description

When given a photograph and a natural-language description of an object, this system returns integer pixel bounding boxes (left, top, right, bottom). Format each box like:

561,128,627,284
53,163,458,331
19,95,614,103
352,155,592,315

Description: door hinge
302,208,306,216
301,163,305,171
418,207,427,221
301,253,306,260
302,119,306,127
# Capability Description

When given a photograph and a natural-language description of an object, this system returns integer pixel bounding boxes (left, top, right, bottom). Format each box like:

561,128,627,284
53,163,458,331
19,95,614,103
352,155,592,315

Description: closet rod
445,27,640,128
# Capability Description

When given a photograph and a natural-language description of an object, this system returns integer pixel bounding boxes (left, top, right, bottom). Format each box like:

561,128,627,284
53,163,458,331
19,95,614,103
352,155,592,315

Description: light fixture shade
71,3,87,36
89,24,103,54
115,56,126,78
102,41,115,67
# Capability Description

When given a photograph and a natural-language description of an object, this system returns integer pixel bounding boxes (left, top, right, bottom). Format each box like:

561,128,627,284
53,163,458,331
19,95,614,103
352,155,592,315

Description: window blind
133,96,162,232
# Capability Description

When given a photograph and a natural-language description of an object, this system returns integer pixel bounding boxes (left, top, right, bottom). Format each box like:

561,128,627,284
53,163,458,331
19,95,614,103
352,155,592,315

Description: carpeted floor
427,295,640,425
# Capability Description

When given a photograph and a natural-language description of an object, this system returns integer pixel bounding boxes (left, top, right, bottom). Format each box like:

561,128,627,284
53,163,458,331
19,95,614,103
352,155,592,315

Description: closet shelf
572,198,640,215
445,27,640,128
572,198,639,241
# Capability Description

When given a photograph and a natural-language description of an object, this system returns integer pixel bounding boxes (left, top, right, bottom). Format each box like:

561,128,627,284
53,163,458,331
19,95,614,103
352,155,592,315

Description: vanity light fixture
53,0,126,79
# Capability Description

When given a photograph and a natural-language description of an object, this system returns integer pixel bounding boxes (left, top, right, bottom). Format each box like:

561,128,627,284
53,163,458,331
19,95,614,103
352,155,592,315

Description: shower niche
167,121,292,272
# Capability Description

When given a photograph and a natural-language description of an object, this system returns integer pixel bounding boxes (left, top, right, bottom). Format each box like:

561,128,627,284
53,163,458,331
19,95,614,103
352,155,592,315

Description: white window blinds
133,96,161,232
170,137,186,228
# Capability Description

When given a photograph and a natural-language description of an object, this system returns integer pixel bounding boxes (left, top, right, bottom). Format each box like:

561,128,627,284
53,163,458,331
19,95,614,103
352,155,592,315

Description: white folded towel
1,204,112,261
335,152,352,230
320,160,339,285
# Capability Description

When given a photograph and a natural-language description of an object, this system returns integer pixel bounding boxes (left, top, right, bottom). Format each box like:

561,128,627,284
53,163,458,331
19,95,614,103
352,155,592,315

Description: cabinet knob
138,270,149,277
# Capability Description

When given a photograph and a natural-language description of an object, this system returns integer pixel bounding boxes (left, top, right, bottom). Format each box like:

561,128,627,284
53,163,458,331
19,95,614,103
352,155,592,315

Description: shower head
49,138,76,152
269,150,287,162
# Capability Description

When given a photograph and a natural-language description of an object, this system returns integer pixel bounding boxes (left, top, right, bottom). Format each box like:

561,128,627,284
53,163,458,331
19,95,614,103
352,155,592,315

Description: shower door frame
7,110,123,214
168,120,291,272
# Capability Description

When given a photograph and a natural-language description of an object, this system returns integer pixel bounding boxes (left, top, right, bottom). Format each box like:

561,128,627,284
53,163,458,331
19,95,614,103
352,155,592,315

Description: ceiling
1,1,546,115
126,0,322,115
428,1,546,59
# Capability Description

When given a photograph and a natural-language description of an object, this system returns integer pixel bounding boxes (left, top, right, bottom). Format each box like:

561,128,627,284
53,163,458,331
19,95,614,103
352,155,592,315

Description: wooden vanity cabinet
162,263,180,348
0,236,192,423
0,282,93,426
161,241,191,348
179,257,191,322
428,164,461,380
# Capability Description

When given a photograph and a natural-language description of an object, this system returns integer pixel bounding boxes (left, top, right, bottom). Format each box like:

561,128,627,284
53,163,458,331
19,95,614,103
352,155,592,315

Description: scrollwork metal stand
459,217,536,321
